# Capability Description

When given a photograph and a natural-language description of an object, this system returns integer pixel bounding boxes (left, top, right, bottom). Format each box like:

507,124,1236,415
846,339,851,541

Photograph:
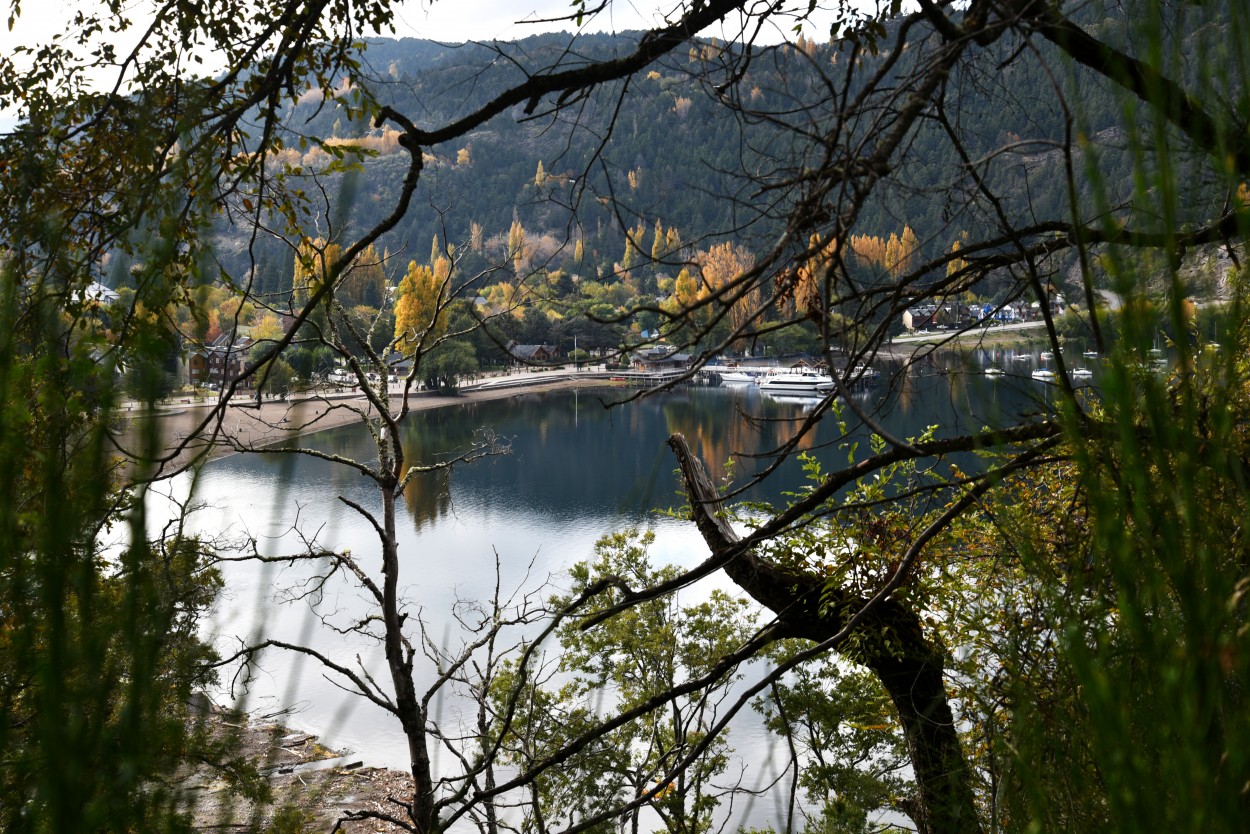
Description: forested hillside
204,9,1163,312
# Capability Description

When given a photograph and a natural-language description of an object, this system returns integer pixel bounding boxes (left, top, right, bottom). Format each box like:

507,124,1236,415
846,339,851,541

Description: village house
187,333,255,389
508,343,558,365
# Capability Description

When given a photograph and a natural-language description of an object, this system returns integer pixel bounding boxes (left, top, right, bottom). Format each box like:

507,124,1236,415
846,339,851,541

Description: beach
119,375,605,475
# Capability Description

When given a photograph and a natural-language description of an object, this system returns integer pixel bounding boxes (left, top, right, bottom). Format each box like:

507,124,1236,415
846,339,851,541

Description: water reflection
176,364,1060,812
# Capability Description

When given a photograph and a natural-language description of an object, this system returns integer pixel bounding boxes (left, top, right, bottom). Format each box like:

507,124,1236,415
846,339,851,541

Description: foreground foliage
3,0,1250,832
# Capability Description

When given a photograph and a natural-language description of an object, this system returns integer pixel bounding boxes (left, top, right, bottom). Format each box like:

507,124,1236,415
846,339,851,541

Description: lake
154,349,1074,825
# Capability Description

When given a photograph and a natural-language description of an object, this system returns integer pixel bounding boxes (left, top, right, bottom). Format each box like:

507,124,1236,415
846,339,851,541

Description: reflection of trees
401,466,452,532
399,407,484,532
662,392,814,486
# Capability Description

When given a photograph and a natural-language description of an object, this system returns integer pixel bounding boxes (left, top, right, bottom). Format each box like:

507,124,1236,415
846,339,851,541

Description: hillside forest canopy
2,0,1250,833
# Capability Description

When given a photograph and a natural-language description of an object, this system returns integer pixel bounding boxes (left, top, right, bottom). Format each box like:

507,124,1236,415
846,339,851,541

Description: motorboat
1039,351,1054,361
757,370,835,396
985,366,1005,377
1070,366,1093,378
1083,349,1099,359
1031,368,1056,382
1014,354,1033,362
717,370,757,384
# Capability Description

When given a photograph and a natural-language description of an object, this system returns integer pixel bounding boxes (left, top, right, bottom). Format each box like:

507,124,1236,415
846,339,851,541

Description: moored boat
1031,368,1056,382
757,370,835,396
848,364,881,383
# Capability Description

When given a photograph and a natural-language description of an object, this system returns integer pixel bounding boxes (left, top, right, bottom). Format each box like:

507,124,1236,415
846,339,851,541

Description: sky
1,0,819,60
0,0,836,128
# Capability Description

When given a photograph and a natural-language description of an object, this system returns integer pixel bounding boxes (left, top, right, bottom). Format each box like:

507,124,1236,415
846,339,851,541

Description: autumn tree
340,243,387,310
292,237,344,308
393,256,452,356
508,219,528,275
883,226,919,277
665,226,683,259
696,241,759,346
621,219,647,271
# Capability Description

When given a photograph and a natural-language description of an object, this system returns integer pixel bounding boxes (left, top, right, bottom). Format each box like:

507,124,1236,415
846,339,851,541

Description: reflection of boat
985,366,1005,376
760,391,823,412
1031,368,1056,382
757,370,835,395
1070,367,1094,378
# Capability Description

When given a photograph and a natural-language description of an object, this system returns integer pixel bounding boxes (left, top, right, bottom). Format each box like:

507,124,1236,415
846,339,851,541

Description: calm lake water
154,348,1077,825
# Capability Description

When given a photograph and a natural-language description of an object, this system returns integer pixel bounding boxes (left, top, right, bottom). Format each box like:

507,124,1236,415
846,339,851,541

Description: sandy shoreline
120,377,607,473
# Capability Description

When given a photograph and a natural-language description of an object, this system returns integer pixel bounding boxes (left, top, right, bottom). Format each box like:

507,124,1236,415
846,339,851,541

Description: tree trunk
381,484,436,832
667,433,981,834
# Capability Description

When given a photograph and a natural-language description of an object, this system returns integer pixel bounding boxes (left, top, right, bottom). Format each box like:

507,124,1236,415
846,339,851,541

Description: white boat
1083,350,1099,358
1070,367,1093,378
1014,354,1033,362
1039,351,1054,361
1031,368,1056,382
848,365,881,384
985,366,1005,377
717,371,757,384
757,370,835,396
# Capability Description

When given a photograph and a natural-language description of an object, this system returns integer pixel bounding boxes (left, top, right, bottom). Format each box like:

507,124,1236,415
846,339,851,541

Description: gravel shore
117,376,606,475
